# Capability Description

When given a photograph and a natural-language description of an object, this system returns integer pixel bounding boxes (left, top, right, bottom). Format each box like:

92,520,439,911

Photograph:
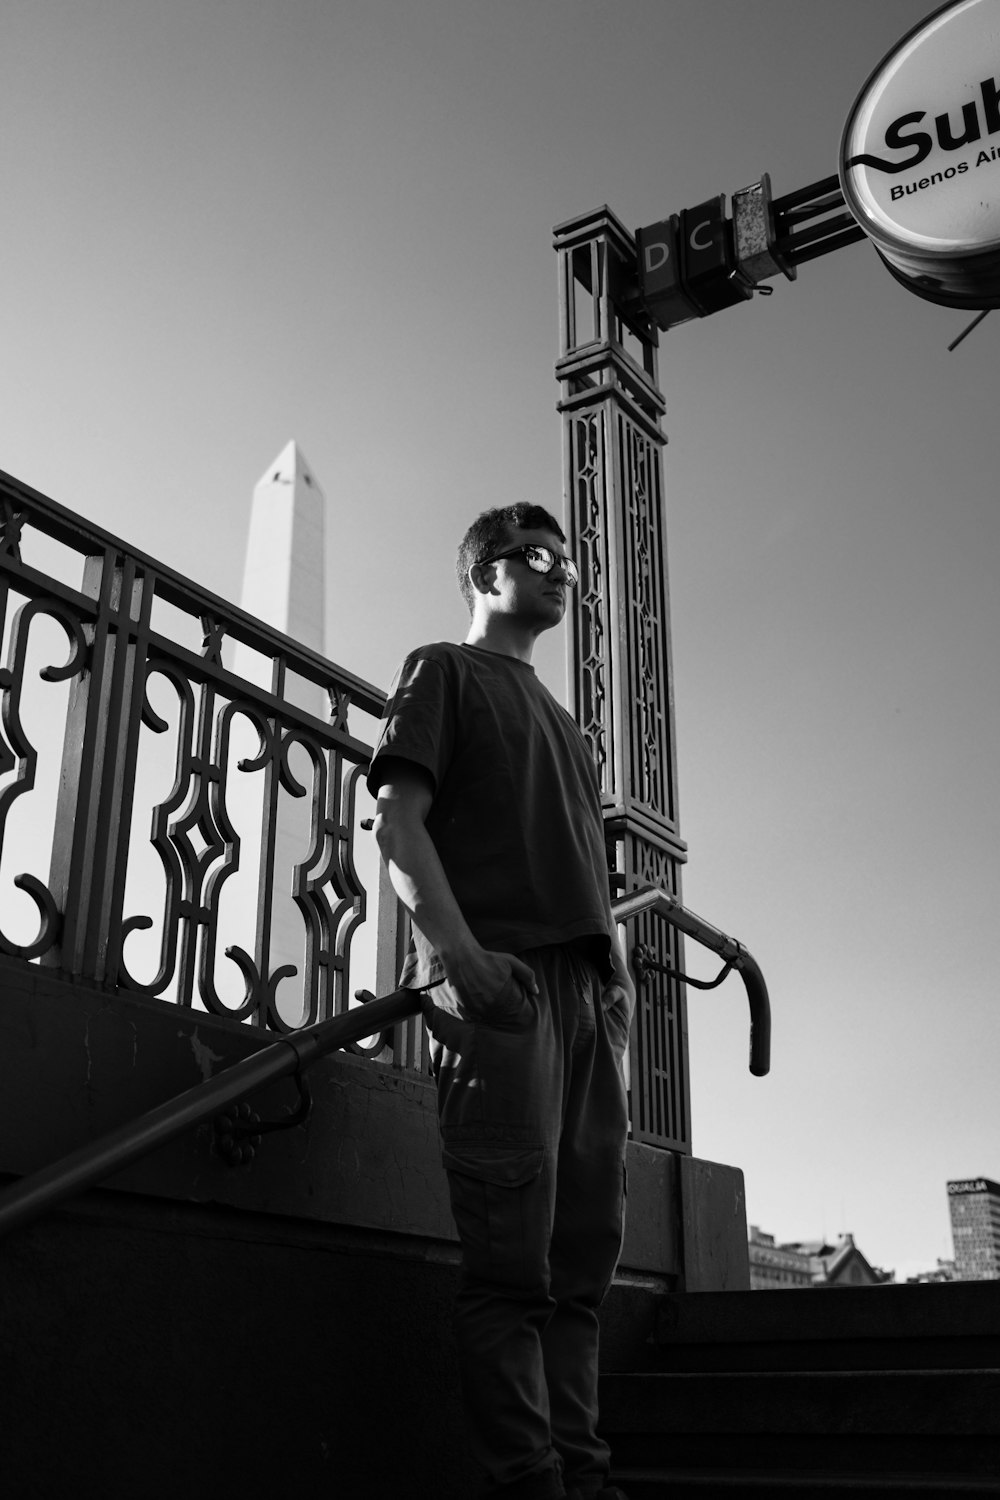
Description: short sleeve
366,651,455,798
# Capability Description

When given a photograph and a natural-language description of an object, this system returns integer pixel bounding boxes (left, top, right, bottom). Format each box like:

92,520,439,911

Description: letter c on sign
645,242,670,273
689,219,713,251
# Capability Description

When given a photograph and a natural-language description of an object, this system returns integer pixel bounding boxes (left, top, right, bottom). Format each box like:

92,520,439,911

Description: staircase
600,1280,1000,1496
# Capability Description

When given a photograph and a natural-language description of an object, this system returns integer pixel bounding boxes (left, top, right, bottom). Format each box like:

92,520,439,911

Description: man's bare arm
372,760,538,1013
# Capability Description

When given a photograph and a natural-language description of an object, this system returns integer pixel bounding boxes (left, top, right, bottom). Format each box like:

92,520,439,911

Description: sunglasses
479,544,579,589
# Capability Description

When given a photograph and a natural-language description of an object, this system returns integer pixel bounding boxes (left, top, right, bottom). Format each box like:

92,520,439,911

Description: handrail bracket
214,1069,314,1168
632,943,737,993
612,884,771,1077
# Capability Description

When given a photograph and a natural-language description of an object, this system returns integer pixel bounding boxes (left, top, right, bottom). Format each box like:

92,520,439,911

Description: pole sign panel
636,197,751,328
635,217,700,327
840,0,1000,306
680,197,749,315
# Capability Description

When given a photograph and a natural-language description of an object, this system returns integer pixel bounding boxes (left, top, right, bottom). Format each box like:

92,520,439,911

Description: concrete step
648,1282,1000,1374
601,1368,1000,1437
605,1430,1000,1486
610,1467,1000,1497
601,1286,1000,1495
600,1369,1000,1489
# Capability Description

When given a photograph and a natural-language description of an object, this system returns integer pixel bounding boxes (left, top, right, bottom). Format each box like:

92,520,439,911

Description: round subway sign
840,0,1000,306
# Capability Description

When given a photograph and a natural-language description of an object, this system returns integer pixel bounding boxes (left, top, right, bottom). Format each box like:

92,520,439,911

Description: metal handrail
611,884,771,1078
0,986,424,1240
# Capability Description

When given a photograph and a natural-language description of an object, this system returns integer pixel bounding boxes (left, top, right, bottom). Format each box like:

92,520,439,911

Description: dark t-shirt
367,641,615,984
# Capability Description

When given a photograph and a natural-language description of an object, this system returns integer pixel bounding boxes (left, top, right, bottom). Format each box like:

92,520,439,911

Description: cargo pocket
442,1142,544,1187
441,1142,548,1289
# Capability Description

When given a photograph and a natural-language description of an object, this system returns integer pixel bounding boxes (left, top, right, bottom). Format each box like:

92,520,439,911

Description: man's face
480,525,574,633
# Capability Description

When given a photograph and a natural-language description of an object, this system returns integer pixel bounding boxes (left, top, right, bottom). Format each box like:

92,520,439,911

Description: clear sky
2,0,997,1279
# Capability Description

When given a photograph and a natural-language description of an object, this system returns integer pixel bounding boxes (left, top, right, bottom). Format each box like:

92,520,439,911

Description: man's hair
456,503,567,614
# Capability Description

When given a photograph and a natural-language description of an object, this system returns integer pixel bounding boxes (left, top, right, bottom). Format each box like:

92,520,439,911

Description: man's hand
602,977,635,1060
444,945,539,1022
601,978,635,1020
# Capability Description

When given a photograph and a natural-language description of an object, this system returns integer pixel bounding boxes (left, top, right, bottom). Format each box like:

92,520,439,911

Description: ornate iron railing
0,467,419,1060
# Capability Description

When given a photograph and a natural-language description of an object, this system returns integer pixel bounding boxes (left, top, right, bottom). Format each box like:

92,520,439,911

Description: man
368,503,633,1500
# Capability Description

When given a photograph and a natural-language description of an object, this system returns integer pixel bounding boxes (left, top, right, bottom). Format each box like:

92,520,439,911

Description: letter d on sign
644,241,670,273
636,216,699,329
636,218,682,300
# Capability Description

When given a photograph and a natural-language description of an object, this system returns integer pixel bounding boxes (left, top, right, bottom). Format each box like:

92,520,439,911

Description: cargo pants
423,943,631,1500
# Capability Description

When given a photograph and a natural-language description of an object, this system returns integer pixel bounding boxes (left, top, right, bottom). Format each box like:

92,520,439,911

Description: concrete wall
0,956,749,1493
0,1194,475,1498
0,954,750,1286
0,1189,687,1498
0,955,731,1282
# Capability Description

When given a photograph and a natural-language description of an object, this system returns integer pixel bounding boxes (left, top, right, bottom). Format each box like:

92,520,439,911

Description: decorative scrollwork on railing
260,737,367,1034
118,660,196,998
2,875,62,961
120,655,375,1032
200,615,228,667
327,684,352,734
0,500,26,561
121,663,304,1023
198,695,280,1022
0,597,89,961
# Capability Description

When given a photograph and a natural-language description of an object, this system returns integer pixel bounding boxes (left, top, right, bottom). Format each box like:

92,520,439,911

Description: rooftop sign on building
839,0,1000,307
948,1177,999,1195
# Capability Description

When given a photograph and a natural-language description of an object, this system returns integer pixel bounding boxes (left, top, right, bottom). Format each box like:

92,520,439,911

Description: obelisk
241,440,326,657
236,441,326,1024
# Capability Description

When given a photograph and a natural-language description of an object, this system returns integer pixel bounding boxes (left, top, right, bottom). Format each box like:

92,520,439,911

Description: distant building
747,1227,814,1289
748,1225,894,1289
948,1178,1000,1281
748,1227,811,1289
905,1259,956,1285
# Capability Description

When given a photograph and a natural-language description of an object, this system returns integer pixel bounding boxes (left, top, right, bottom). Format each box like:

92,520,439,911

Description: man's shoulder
385,641,462,692
395,640,464,672
394,641,522,688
